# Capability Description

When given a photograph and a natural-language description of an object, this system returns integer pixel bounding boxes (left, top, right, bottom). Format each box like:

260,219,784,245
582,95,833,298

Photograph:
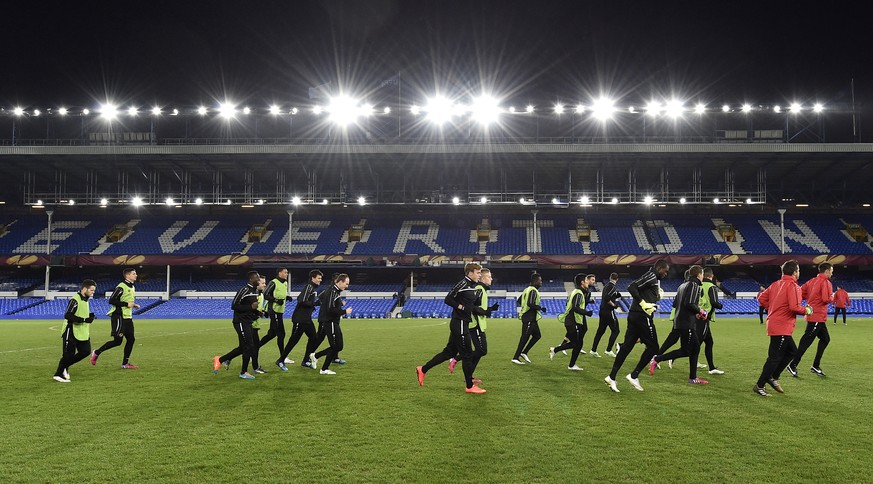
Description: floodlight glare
361,103,374,116
643,196,653,205
127,106,138,117
410,105,421,115
197,106,208,116
470,95,502,125
357,196,366,206
151,106,162,116
58,107,68,116
628,106,636,113
713,198,720,204
646,101,662,117
242,107,251,115
552,197,560,205
611,197,618,204
480,196,488,204
746,198,753,204
526,105,534,114
813,103,824,113
452,196,460,205
664,100,684,118
131,196,143,207
580,196,590,204
82,108,90,115
312,105,323,115
590,97,615,121
13,107,25,116
36,199,43,205
575,104,585,114
33,109,41,116
291,196,301,206
773,105,781,113
218,102,237,119
321,199,329,205
269,104,281,115
383,106,391,114
291,107,299,115
741,104,752,113
519,197,526,204
68,199,75,206
508,106,516,114
172,108,179,116
694,103,706,115
789,102,802,113
165,197,174,206
424,96,455,125
721,104,730,113
257,199,265,205
99,103,118,120
328,95,363,126
553,103,565,115
194,198,203,205
679,197,687,204
99,198,108,206
225,199,232,205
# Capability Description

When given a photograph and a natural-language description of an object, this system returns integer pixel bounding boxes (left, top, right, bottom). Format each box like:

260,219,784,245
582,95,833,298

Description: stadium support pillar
44,210,53,300
287,210,294,255
778,208,787,254
165,265,171,301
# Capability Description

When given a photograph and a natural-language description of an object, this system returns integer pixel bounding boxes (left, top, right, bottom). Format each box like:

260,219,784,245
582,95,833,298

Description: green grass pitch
0,316,870,482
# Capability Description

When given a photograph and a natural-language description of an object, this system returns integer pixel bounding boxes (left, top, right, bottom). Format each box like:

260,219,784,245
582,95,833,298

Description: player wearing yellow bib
91,268,140,369
53,280,97,383
549,273,595,371
512,273,544,365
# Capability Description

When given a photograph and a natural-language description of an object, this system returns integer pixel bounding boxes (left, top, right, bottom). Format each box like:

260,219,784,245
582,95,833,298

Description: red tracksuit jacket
801,274,833,323
758,275,806,337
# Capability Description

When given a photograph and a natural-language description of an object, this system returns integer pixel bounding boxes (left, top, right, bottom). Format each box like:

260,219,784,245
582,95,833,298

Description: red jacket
801,274,834,323
833,288,851,308
758,275,806,336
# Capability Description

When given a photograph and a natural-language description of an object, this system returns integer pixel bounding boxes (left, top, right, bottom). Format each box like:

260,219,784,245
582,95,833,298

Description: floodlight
33,109,41,116
58,107,68,116
746,198,753,204
291,196,301,206
646,101,662,117
713,198,720,204
269,104,281,115
611,197,618,204
194,198,203,205
410,105,421,115
508,106,516,114
165,197,174,206
257,199,264,205
82,108,90,115
694,103,706,114
151,106,162,116
679,197,687,204
590,97,615,121
664,100,684,118
99,198,108,206
721,105,730,113
526,105,534,113
171,108,179,116
291,107,299,115
313,105,323,115
452,196,460,205
773,105,781,113
552,197,560,205
470,95,501,125
127,106,138,116
68,199,75,205
218,102,237,119
643,196,653,205
225,199,232,205
99,103,118,120
789,102,802,113
357,196,366,206
13,107,24,116
628,106,636,113
813,103,824,113
242,107,251,115
36,199,43,205
424,96,455,125
480,196,488,204
328,95,363,126
383,106,391,114
131,196,143,207
741,104,752,113
553,103,565,115
580,196,590,204
519,197,526,204
322,199,329,205
575,104,585,114
197,106,208,116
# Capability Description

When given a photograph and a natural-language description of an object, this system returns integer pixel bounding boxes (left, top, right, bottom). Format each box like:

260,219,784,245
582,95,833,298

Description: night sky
2,0,871,139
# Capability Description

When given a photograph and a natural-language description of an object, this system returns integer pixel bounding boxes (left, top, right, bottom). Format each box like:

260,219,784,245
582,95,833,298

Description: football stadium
3,2,873,483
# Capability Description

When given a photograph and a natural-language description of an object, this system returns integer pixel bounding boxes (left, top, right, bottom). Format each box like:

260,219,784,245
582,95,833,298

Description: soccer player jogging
833,285,850,325
648,265,709,387
308,273,352,375
249,277,269,374
757,286,767,325
259,268,293,364
753,260,810,397
213,271,262,380
278,269,323,370
416,263,485,394
449,268,499,381
788,262,834,378
91,268,140,369
604,260,669,393
549,273,594,371
53,280,97,383
512,273,545,365
591,272,622,357
698,268,725,375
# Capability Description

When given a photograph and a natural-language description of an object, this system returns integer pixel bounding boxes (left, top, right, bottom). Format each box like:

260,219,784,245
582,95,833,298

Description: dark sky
2,0,871,137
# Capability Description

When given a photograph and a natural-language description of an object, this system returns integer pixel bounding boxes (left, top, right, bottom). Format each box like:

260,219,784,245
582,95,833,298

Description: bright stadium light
746,198,753,204
357,196,366,206
99,198,108,206
131,196,143,207
151,106,162,116
410,104,421,115
611,197,618,204
713,198,720,204
82,108,90,115
36,199,43,205
470,95,502,125
328,95,363,126
590,97,615,121
225,199,232,205
628,106,636,113
773,105,782,113
269,104,281,115
194,198,203,205
33,109,41,116
575,104,585,114
291,196,301,206
789,102,802,114
99,103,118,120
127,106,138,117
646,101,662,117
383,106,391,114
643,196,653,205
360,103,374,116
197,106,208,116
664,100,684,118
58,107,68,116
813,103,824,113
480,196,488,204
519,197,526,204
580,195,590,204
508,106,516,114
741,104,752,113
552,197,560,205
68,199,75,206
218,102,237,119
554,103,565,115
452,196,460,205
321,199,329,205
171,108,179,116
424,95,455,125
526,105,534,114
13,107,25,116
257,199,265,205
694,103,706,114
291,107,299,115
312,105,323,115
242,107,251,115
165,197,174,206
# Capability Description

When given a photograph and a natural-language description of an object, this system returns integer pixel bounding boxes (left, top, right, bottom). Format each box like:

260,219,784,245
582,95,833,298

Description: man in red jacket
833,285,850,325
787,263,834,378
754,260,812,397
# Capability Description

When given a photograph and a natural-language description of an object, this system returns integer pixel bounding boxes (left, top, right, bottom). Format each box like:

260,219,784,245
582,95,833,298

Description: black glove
86,313,95,324
487,303,500,312
585,309,593,317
